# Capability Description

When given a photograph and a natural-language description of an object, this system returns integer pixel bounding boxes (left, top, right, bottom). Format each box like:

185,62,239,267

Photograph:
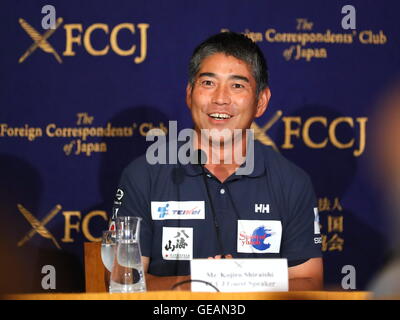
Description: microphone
172,166,185,185
193,149,227,258
191,148,207,165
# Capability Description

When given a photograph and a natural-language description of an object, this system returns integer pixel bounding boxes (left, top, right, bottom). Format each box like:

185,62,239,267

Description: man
113,32,323,291
367,80,400,297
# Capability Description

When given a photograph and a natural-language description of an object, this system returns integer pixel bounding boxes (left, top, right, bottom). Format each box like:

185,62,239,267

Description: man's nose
212,84,231,105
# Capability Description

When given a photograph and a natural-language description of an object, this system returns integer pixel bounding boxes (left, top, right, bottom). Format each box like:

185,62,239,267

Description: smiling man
113,32,323,291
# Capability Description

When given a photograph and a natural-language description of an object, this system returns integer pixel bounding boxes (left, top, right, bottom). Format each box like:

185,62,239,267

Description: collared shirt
113,141,322,276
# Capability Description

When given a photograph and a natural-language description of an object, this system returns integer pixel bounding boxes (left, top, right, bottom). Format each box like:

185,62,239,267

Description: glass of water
109,216,147,293
101,230,116,273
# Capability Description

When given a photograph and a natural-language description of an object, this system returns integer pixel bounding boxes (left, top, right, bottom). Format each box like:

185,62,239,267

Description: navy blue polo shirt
113,141,322,276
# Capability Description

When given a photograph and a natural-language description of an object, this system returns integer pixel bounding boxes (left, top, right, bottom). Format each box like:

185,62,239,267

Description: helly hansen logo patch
255,203,270,213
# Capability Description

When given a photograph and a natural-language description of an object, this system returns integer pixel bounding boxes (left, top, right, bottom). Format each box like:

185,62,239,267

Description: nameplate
190,258,288,292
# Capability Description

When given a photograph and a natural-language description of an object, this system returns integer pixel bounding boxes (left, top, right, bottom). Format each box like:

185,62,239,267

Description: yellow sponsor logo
253,111,367,157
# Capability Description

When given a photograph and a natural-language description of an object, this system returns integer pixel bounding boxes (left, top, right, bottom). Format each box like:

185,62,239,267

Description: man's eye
232,83,244,89
202,80,213,86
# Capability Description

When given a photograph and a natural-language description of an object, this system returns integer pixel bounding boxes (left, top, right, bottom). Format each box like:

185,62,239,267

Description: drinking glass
101,230,116,272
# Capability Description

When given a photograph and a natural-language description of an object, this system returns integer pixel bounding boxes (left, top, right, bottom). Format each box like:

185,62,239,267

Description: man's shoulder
256,142,311,184
122,153,148,174
121,151,175,178
255,143,316,213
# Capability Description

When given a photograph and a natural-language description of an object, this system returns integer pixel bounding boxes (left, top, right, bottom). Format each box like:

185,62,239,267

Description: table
0,242,366,300
2,291,372,300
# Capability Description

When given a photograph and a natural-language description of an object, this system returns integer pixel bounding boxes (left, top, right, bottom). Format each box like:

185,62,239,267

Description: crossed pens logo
19,17,64,64
17,203,62,249
17,11,150,64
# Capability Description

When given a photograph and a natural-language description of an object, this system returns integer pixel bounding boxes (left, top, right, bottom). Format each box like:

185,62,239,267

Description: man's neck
204,162,238,183
195,132,248,183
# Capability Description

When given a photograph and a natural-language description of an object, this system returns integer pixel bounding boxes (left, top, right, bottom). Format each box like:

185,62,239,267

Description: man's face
186,53,270,141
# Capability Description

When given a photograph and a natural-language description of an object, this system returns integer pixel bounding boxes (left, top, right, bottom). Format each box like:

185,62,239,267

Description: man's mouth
208,113,233,120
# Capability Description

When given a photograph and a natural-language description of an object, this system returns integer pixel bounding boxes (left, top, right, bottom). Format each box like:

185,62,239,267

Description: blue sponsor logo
251,226,273,251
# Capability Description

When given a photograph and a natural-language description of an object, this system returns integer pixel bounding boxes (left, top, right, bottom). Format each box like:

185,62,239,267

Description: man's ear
186,83,193,110
255,87,271,118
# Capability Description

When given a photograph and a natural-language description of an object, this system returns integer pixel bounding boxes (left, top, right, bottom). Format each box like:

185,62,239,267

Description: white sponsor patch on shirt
162,227,193,260
151,201,205,220
237,220,282,254
314,207,321,234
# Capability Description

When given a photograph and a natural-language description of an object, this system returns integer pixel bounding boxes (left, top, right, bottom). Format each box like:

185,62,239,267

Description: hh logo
255,204,270,214
18,17,149,64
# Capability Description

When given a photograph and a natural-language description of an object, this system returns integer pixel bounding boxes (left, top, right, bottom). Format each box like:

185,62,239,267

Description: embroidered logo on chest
151,201,205,220
237,220,281,253
162,227,193,260
254,203,270,213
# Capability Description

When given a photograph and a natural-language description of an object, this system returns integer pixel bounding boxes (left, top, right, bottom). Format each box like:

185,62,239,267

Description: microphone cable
170,279,220,292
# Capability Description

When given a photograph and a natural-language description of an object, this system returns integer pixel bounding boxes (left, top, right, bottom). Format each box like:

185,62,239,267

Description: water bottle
109,216,147,293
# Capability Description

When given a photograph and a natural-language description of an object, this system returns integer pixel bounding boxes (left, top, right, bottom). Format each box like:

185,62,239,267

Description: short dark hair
188,32,269,96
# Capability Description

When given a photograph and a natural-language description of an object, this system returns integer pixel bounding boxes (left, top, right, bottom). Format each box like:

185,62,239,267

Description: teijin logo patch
151,201,205,220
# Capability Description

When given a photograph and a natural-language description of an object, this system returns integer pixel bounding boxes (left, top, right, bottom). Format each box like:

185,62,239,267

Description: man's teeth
209,113,232,119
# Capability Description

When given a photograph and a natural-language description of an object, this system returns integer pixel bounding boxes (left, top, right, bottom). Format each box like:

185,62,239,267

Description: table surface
5,242,378,300
2,291,372,300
